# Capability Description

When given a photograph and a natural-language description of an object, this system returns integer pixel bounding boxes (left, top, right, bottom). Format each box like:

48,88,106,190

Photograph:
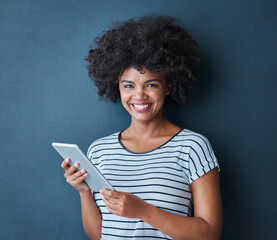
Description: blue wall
1,0,276,239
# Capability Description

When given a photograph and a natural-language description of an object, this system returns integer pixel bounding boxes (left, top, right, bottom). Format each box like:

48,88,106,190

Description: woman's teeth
133,104,151,109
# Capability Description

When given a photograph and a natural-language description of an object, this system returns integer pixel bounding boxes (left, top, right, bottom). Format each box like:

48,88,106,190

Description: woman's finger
72,172,88,185
100,189,120,200
102,196,118,210
64,162,79,178
61,158,70,170
104,203,118,215
67,169,86,182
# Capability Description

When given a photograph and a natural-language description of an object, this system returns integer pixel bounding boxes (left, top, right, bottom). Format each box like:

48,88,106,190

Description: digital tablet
52,142,115,192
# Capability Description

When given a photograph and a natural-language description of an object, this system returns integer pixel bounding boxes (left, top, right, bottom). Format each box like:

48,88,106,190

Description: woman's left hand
100,189,148,219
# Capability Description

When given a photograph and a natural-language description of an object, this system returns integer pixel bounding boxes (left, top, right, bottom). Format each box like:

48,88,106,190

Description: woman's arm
101,167,222,240
61,158,102,240
142,167,222,240
80,190,102,240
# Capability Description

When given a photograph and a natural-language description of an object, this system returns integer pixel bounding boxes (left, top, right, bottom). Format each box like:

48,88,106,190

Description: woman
61,14,222,240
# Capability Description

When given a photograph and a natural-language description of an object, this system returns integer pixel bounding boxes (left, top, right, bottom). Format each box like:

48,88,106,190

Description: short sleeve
86,139,104,166
87,141,97,163
188,134,220,184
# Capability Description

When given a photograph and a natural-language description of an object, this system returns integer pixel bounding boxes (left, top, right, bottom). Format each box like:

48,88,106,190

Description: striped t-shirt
87,128,220,239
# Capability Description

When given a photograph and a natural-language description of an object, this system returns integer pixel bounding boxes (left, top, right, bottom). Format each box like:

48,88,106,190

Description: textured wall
1,0,276,239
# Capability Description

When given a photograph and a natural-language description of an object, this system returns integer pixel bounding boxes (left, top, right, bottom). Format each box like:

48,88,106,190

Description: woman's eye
146,84,158,88
124,85,134,88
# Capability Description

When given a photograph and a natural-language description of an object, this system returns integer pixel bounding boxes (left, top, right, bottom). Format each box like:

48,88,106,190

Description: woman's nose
133,87,146,99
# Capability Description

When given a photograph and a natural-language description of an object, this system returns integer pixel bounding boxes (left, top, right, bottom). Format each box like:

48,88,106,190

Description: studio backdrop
0,0,276,239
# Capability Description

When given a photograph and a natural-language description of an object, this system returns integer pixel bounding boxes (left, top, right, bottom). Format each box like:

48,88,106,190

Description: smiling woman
60,14,222,240
119,66,171,124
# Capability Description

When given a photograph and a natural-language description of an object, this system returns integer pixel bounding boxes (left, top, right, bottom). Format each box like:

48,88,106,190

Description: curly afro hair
85,14,200,106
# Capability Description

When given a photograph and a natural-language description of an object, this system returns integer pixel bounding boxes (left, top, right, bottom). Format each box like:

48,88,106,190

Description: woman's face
119,65,172,123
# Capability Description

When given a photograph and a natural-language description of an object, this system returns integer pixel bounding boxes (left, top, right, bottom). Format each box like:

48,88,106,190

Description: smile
133,104,151,109
131,103,152,112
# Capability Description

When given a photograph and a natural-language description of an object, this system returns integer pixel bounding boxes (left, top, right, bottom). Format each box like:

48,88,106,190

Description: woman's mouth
131,103,152,112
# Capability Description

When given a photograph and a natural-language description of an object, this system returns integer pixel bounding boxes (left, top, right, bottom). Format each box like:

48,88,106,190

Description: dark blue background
1,0,276,239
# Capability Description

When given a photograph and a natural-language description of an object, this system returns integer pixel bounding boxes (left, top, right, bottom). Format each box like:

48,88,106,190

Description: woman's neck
124,114,178,140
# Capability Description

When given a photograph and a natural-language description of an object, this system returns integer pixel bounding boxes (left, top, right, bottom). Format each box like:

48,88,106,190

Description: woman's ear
165,83,172,95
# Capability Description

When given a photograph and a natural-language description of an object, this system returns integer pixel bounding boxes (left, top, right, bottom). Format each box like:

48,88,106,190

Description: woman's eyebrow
120,79,161,84
121,80,133,84
145,79,161,84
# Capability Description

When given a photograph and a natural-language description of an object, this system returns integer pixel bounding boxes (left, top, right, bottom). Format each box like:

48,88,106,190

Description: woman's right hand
61,158,90,192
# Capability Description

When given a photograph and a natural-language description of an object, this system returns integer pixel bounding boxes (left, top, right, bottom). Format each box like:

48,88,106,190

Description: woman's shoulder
177,128,212,143
94,131,120,143
175,128,217,156
86,131,120,156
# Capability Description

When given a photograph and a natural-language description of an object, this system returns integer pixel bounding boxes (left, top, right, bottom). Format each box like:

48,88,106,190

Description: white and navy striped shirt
87,128,220,239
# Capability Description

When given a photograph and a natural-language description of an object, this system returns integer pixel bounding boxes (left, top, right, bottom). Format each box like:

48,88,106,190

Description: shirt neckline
118,128,184,154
